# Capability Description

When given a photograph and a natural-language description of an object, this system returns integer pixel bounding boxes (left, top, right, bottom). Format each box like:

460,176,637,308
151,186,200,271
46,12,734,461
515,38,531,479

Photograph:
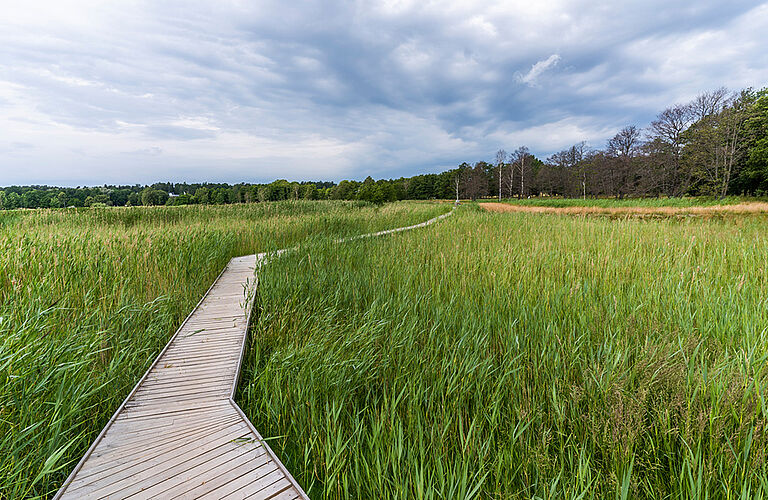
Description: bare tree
719,93,750,197
463,162,490,200
690,87,729,121
650,104,694,195
606,126,642,198
543,142,588,198
651,104,693,148
567,142,589,198
454,175,460,203
508,155,516,198
520,146,528,198
512,146,530,198
607,125,642,158
495,149,507,201
685,90,751,197
453,164,470,202
541,153,565,196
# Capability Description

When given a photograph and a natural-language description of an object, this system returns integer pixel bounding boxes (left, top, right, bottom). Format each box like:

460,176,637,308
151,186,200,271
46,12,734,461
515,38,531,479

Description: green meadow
241,205,768,498
0,201,446,498
2,200,768,498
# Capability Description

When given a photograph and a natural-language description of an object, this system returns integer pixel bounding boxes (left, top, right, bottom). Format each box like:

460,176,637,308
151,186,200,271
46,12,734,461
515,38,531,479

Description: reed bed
239,206,768,498
0,200,447,499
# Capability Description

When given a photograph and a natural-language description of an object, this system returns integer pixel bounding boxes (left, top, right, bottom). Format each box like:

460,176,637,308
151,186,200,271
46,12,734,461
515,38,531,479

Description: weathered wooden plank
137,375,233,390
258,489,301,500
167,334,246,345
86,416,243,467
68,424,248,496
78,435,265,499
66,422,251,488
170,338,246,348
106,409,234,436
167,452,275,498
117,401,231,419
174,328,243,336
148,362,240,374
135,374,234,391
146,365,239,377
156,351,242,362
168,457,279,499
132,383,231,398
106,441,267,499
154,348,243,360
206,470,290,499
130,389,233,402
143,363,239,374
126,392,234,407
55,252,306,500
150,355,241,368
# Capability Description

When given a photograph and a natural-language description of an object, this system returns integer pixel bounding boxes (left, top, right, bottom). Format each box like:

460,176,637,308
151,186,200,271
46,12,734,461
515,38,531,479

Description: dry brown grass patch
479,202,768,217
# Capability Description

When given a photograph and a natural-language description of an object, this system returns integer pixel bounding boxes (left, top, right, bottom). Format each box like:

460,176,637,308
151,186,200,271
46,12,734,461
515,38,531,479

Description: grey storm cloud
0,0,767,185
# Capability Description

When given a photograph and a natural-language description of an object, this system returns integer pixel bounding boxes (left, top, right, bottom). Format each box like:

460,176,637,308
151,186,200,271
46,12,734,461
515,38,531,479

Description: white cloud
485,116,617,155
517,54,562,87
0,0,765,185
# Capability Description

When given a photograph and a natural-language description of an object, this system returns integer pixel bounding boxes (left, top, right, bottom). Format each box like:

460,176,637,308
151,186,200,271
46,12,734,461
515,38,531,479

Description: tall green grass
239,207,768,498
0,200,447,499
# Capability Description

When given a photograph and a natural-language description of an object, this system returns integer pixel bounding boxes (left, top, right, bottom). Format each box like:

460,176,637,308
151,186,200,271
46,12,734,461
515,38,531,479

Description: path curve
55,207,452,500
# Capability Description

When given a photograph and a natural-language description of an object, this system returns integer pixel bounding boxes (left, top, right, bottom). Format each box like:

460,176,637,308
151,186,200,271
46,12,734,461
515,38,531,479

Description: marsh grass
239,207,768,498
0,200,447,499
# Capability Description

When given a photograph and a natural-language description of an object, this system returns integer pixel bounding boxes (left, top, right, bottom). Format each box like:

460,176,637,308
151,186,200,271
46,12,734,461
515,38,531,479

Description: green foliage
6,192,21,209
140,187,169,206
0,201,448,498
358,178,398,205
331,180,360,200
239,208,768,498
743,89,768,193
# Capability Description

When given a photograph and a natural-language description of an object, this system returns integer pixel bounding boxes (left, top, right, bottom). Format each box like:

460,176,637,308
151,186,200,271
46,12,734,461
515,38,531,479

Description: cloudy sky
1,1,767,186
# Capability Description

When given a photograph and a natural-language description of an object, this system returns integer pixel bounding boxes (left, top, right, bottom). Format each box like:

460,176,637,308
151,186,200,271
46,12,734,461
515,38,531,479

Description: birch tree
512,146,530,198
650,104,694,195
495,149,507,201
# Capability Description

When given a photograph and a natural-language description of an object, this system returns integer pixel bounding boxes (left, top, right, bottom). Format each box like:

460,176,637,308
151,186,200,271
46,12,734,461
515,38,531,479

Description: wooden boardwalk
55,255,307,500
55,209,452,499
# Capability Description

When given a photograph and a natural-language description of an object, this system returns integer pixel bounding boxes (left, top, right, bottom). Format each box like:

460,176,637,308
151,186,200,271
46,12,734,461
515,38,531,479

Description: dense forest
2,86,766,210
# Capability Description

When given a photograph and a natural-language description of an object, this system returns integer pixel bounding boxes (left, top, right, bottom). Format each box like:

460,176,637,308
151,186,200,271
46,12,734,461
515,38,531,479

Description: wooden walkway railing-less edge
54,209,452,500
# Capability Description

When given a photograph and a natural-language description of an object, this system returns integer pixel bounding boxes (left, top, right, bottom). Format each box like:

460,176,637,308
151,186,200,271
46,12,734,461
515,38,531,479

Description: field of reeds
239,204,768,498
0,200,448,499
4,199,768,499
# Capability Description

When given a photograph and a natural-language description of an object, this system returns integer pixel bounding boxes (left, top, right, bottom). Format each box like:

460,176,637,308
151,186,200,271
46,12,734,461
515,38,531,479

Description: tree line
1,85,766,210
0,174,475,209
0,181,334,210
486,86,768,200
